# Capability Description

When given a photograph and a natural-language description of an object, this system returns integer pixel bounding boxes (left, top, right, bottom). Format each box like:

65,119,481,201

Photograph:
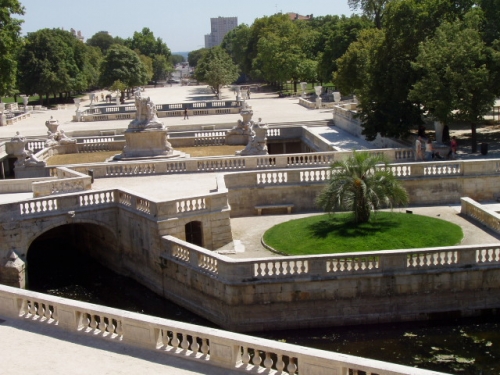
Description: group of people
415,125,458,161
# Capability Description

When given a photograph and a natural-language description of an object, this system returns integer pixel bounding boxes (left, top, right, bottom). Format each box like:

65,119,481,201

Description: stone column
434,121,444,144
300,82,307,98
315,86,322,109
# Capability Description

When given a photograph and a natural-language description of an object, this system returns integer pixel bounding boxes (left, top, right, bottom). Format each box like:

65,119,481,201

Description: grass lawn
46,146,244,165
263,212,463,255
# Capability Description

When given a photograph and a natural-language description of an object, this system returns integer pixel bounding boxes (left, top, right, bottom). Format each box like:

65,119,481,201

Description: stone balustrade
5,111,32,125
0,186,229,223
53,149,414,180
0,284,448,375
74,100,242,122
161,235,493,283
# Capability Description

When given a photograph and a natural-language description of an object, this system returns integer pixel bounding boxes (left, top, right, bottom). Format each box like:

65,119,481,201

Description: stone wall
160,236,500,332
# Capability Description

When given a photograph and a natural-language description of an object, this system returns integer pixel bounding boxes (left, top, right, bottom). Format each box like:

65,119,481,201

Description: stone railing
58,149,415,180
461,197,500,235
75,100,242,122
162,235,496,284
0,284,447,375
0,186,229,223
5,111,32,125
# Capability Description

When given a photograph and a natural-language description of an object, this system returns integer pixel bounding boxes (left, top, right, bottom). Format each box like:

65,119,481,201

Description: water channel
28,244,500,375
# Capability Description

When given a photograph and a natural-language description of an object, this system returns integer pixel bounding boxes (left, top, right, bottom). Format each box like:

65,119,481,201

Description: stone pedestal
14,165,48,178
316,98,322,109
119,129,173,159
226,134,251,145
1,251,26,289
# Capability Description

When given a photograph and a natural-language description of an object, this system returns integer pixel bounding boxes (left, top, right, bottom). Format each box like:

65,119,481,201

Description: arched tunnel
25,222,211,325
26,223,119,294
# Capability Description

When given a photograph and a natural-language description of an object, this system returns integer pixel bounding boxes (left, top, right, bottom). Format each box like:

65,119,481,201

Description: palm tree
316,151,409,224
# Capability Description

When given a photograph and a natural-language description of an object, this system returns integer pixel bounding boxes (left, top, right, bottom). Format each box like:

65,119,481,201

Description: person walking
449,136,458,159
184,108,189,120
425,139,434,161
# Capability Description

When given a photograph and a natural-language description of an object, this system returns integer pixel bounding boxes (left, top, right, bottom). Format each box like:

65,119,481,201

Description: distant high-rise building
204,16,238,48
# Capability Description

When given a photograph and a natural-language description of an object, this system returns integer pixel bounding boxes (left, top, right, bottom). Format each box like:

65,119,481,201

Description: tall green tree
152,54,172,86
317,15,373,83
336,0,477,141
188,48,208,67
479,0,500,45
195,47,239,99
126,27,170,59
86,31,120,54
348,0,390,29
99,44,149,101
221,24,251,72
0,0,24,99
317,151,409,224
411,11,500,153
17,28,98,104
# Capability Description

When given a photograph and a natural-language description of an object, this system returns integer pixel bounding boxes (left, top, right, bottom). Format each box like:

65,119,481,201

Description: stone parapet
0,283,446,375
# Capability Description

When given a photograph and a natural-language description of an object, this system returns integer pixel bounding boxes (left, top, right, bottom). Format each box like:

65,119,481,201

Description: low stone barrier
32,167,92,197
461,197,500,234
0,284,447,375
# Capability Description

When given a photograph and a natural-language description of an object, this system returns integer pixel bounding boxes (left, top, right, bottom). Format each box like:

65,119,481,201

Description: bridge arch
26,220,120,291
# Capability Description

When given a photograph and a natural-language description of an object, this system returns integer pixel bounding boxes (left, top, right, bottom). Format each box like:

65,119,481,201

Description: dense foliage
0,0,24,98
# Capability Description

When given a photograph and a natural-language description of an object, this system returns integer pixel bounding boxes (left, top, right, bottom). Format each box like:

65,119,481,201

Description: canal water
28,253,500,375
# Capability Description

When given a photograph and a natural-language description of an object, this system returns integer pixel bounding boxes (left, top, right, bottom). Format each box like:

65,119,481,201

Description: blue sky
17,0,354,52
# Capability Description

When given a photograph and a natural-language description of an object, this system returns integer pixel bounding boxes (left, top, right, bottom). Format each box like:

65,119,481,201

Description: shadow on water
27,237,500,374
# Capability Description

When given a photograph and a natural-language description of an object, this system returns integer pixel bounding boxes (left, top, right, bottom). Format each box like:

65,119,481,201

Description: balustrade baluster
90,314,97,330
287,357,297,374
191,336,200,354
115,320,123,336
271,262,278,276
275,354,285,371
279,261,285,275
171,331,180,349
241,346,250,365
263,352,273,369
106,318,115,334
29,300,36,316
252,349,262,366
98,316,107,332
201,338,209,355
181,333,189,350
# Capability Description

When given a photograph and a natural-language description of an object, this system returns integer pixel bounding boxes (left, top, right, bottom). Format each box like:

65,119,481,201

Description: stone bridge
0,189,232,289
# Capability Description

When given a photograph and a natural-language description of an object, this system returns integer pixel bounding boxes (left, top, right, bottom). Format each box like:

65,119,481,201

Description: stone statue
24,150,45,166
10,131,45,168
45,131,58,147
238,119,269,156
58,130,76,145
45,116,60,134
129,91,163,130
226,107,256,145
